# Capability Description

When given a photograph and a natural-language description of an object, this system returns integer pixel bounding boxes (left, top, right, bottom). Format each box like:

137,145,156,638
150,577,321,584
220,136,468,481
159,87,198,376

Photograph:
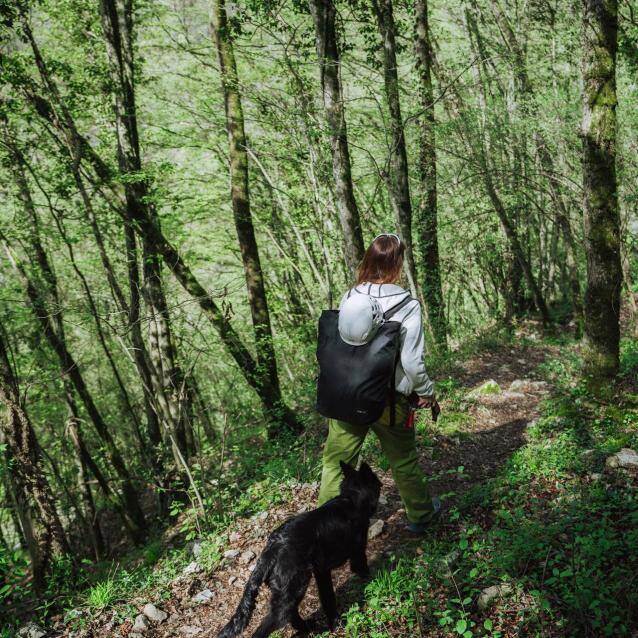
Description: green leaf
484,619,494,630
456,619,468,634
459,538,469,550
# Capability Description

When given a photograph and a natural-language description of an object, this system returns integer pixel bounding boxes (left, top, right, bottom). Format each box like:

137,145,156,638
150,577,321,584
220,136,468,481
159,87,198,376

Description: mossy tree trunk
414,0,447,351
210,0,302,437
581,0,622,380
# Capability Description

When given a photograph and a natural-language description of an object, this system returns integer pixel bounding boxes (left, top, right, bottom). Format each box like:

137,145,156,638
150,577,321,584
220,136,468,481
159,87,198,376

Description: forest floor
64,325,571,638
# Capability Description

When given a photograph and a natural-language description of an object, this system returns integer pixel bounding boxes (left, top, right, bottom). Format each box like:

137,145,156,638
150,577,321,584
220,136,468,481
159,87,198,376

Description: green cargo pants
317,395,435,524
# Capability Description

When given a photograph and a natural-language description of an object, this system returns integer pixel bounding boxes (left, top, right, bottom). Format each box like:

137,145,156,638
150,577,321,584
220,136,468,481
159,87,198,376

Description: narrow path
117,336,557,638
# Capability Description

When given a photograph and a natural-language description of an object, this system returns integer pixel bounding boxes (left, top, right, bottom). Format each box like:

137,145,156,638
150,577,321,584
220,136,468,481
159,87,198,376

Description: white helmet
338,294,384,346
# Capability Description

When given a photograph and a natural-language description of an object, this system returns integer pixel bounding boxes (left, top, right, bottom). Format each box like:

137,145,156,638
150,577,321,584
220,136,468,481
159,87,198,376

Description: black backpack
315,293,413,426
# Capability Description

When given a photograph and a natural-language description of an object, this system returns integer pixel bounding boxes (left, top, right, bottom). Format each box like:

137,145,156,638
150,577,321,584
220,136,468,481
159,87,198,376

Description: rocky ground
22,333,635,638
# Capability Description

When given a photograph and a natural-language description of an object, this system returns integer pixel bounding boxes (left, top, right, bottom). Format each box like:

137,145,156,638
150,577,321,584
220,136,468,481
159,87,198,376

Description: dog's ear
340,460,356,479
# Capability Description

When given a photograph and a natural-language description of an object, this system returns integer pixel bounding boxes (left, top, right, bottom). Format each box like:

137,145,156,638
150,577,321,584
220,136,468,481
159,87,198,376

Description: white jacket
339,283,435,397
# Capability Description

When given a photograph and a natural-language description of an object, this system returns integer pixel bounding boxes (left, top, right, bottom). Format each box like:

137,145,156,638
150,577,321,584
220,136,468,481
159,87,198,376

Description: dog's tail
217,545,274,638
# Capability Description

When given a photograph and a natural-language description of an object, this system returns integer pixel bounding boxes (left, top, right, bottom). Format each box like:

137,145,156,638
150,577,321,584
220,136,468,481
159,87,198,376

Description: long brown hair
356,234,405,285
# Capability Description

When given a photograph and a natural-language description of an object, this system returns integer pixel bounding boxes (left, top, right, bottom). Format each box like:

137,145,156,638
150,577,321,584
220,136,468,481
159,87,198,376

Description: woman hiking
316,233,441,535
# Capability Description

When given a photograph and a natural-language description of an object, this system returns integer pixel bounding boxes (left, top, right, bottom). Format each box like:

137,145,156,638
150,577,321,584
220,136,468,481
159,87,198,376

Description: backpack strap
385,294,412,426
383,294,413,321
389,348,400,427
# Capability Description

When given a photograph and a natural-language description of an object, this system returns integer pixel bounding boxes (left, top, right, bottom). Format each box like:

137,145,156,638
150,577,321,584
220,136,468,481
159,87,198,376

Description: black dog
217,461,382,638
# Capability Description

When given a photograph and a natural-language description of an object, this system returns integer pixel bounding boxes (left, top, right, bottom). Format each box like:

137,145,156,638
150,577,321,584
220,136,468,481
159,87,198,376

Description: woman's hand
416,395,436,408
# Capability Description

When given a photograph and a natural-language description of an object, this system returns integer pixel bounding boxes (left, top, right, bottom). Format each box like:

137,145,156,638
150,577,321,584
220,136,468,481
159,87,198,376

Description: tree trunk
98,0,192,460
20,23,167,452
581,0,621,380
210,0,299,438
413,0,447,350
66,405,106,560
372,0,419,298
0,332,68,592
308,0,365,277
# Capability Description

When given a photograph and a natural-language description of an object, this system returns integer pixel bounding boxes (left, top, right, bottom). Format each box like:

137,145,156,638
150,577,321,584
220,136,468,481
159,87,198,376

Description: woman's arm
400,300,435,397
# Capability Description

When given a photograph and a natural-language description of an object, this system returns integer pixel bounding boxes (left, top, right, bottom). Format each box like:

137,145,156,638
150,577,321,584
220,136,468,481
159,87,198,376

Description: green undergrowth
345,337,638,638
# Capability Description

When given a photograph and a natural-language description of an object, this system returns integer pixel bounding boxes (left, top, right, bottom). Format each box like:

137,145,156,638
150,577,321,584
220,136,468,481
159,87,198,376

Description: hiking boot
406,497,442,535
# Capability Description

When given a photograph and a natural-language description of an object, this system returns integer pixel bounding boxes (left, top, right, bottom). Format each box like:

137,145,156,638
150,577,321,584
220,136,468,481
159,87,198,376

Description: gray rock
252,510,269,522
179,626,203,636
378,494,388,506
191,541,203,558
606,448,638,470
501,391,526,401
142,603,168,623
466,379,501,399
229,531,241,543
368,519,384,539
508,379,528,392
17,623,46,638
192,588,214,604
182,561,202,576
239,550,256,565
223,549,240,560
477,583,513,611
130,634,144,638
133,614,150,633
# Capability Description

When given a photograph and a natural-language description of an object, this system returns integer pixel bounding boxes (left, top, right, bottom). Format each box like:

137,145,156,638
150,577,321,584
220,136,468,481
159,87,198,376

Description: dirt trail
117,336,558,638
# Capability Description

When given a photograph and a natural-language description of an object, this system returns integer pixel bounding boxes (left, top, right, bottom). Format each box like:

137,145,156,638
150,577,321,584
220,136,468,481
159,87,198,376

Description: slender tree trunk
20,25,167,449
308,0,365,277
66,405,105,560
98,0,192,458
50,208,146,454
372,0,419,298
123,226,164,453
0,332,68,592
414,0,447,350
210,0,299,437
581,0,621,380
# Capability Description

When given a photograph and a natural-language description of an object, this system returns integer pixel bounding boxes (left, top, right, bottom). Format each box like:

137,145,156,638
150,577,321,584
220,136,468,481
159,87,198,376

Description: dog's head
339,461,382,517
